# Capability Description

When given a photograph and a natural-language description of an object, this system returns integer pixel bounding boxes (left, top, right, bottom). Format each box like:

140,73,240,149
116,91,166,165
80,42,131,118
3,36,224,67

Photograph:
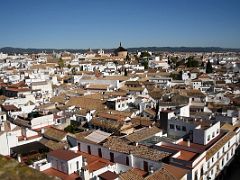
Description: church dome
115,42,128,58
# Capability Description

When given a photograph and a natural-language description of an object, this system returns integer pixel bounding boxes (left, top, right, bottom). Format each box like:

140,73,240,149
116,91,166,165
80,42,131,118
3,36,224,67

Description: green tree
186,56,199,67
206,60,213,73
141,60,149,69
58,58,64,68
140,51,151,58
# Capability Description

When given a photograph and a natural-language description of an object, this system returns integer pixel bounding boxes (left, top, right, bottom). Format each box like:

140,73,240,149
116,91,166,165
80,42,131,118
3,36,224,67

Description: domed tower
115,42,128,58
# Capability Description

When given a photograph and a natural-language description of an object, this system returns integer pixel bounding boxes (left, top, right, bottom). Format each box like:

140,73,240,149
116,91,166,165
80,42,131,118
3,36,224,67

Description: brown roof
144,108,156,116
48,149,80,161
183,89,206,98
206,131,235,160
131,117,154,127
145,164,187,180
44,127,67,142
77,151,113,173
97,112,128,122
1,104,19,111
103,137,170,161
125,126,161,143
43,168,79,180
66,96,106,111
98,171,118,180
119,169,144,180
86,84,108,90
40,138,66,150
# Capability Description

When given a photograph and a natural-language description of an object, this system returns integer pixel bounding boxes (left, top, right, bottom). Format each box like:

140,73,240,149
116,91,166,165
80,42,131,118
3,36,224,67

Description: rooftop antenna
120,42,122,47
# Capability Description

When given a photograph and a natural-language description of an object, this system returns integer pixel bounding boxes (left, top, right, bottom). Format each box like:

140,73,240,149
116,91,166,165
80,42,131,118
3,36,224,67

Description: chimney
82,157,88,167
187,139,191,147
135,142,139,147
41,128,45,134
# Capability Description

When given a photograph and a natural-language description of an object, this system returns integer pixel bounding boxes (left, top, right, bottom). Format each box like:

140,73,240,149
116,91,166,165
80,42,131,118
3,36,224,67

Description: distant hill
0,46,240,54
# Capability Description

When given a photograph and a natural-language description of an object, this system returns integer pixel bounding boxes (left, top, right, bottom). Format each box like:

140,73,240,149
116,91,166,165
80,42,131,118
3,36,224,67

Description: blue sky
0,0,240,49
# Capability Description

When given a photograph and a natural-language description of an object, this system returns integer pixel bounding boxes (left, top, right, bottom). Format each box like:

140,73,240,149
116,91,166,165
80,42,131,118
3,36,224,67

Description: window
208,135,210,141
212,157,214,163
194,171,198,180
76,161,79,170
98,148,102,158
182,126,186,131
87,145,91,155
126,156,130,166
231,148,234,156
212,132,215,138
207,162,210,168
201,166,203,176
176,125,181,131
222,159,224,166
227,153,229,161
222,147,225,153
217,152,220,158
170,124,174,129
228,142,230,148
110,152,114,163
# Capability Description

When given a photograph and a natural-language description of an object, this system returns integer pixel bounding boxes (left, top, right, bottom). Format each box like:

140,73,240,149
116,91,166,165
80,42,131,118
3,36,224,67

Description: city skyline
0,0,240,49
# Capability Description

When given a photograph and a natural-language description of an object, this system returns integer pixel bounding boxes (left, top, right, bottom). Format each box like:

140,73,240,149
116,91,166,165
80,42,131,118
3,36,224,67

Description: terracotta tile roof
50,94,67,104
97,112,128,122
90,118,123,132
98,171,118,180
206,131,235,160
161,163,188,179
145,163,188,180
119,169,144,180
77,151,113,173
144,108,156,116
131,145,170,161
85,84,108,90
102,76,129,81
125,127,161,143
131,117,154,127
66,96,106,111
103,137,134,154
40,138,66,150
182,89,206,98
48,149,80,161
103,137,170,161
43,168,79,180
145,168,176,180
43,127,67,142
127,87,145,92
1,104,19,111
